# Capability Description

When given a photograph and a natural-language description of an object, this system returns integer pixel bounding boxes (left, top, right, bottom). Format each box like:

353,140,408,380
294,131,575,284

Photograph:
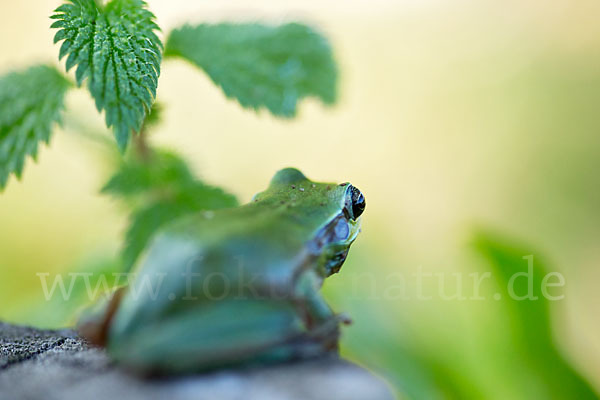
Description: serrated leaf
103,148,238,270
51,0,162,151
0,65,72,190
165,23,338,117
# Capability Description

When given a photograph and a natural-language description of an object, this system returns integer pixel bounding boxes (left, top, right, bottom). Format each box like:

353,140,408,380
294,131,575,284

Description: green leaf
103,149,238,269
473,231,598,399
165,23,338,117
0,65,72,189
51,0,162,151
101,150,194,198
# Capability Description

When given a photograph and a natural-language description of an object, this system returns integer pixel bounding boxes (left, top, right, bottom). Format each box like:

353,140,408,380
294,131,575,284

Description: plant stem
133,128,151,162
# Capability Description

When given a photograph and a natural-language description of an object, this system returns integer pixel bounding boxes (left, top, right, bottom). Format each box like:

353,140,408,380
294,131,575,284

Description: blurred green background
1,0,599,398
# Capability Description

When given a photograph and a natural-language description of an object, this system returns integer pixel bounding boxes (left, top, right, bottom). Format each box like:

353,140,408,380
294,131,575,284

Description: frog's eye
345,185,366,220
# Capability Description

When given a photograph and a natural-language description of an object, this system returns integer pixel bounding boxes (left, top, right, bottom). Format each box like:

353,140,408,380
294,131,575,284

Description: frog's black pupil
350,186,366,219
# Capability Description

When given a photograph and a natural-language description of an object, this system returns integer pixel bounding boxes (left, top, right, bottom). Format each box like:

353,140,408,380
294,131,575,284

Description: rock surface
0,322,394,400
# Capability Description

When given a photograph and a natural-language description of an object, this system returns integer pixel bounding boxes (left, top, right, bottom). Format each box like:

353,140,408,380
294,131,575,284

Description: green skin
83,168,365,373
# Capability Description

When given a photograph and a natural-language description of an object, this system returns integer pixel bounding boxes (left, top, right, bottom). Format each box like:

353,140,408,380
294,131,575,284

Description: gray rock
0,322,394,400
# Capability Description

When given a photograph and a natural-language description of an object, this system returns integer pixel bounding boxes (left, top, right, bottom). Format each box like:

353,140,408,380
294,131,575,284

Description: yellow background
1,0,599,397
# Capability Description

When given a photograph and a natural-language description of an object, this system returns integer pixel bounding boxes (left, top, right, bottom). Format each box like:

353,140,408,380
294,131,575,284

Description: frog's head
264,168,366,276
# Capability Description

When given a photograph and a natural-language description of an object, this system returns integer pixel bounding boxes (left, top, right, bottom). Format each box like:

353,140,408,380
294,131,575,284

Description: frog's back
107,200,326,343
164,202,320,280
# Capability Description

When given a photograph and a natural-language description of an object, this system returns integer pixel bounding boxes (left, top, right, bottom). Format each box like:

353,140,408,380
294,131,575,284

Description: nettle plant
0,0,337,270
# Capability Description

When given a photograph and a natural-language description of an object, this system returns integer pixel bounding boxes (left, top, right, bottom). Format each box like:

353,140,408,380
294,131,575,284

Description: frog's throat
304,214,361,277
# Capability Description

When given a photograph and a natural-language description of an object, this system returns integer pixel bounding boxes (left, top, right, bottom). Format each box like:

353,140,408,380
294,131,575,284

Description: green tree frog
80,168,365,373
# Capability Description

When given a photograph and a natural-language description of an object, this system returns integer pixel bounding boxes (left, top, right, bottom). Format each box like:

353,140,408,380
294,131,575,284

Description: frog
79,168,365,374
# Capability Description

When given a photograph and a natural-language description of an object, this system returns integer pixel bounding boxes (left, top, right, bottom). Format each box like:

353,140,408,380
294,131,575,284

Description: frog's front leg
293,270,348,351
294,270,331,324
